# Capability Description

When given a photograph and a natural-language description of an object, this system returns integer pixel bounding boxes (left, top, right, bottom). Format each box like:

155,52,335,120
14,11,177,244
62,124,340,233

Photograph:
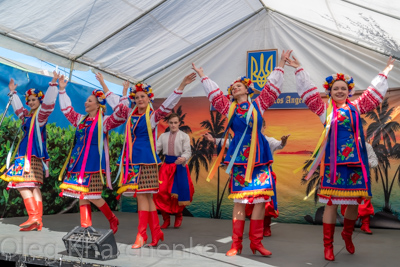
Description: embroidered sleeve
295,67,327,124
103,103,129,132
352,73,388,114
181,132,192,161
37,84,58,127
200,76,231,117
106,91,130,110
10,92,28,120
150,89,183,129
265,136,283,153
255,67,284,114
59,90,84,127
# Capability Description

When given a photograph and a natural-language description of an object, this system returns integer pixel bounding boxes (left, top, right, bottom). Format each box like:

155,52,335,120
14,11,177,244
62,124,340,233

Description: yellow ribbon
244,107,258,183
206,103,236,182
294,98,334,174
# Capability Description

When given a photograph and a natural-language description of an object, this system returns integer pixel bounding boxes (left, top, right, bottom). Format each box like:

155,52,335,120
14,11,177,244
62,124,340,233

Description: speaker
62,226,118,261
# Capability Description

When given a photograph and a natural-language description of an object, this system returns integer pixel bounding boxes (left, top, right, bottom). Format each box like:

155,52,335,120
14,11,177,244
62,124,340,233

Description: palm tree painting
200,111,228,219
163,105,192,134
366,98,400,213
187,137,213,183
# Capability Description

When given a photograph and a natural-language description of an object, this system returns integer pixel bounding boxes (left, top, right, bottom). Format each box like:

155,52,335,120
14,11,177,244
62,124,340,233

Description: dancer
204,121,290,237
106,73,196,248
286,55,395,261
58,75,127,234
1,71,59,231
153,113,194,229
341,141,378,234
245,120,289,237
192,49,292,257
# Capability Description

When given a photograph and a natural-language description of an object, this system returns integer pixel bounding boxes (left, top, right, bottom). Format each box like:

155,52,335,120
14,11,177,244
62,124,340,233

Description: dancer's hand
281,134,290,146
8,78,17,92
122,80,130,96
285,55,300,68
383,56,395,75
192,63,205,78
203,132,215,143
96,72,110,93
59,75,68,90
177,72,196,91
278,50,293,68
95,72,105,85
51,70,60,83
175,157,186,165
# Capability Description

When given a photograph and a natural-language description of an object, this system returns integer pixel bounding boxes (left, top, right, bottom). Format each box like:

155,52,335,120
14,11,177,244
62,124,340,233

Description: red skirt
153,162,194,214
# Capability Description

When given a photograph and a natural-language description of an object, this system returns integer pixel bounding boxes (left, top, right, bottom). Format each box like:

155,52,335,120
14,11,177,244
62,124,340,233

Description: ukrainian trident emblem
247,50,277,91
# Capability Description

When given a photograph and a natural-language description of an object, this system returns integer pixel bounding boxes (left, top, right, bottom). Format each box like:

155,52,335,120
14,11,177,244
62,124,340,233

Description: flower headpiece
323,73,355,97
227,76,254,101
25,88,44,105
92,89,107,108
129,83,154,104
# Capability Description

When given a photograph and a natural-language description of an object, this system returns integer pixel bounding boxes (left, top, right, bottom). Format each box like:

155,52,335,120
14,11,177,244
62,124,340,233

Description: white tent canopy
0,0,399,97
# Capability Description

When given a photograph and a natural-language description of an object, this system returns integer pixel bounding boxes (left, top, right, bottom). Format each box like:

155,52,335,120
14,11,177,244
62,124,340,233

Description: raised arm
149,73,196,129
352,57,395,114
286,55,327,124
255,50,292,114
103,103,129,132
192,63,231,116
58,77,85,127
265,136,283,153
37,71,60,126
97,72,130,110
8,78,28,120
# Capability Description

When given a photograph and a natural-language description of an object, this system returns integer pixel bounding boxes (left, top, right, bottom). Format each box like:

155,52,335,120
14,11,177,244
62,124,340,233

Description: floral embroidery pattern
253,169,270,186
127,165,140,184
338,138,355,161
337,110,350,126
236,143,250,162
233,168,249,187
325,169,342,185
348,170,362,185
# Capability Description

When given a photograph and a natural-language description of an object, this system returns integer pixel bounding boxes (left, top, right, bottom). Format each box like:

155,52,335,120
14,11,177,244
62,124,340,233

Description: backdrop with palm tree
200,111,228,219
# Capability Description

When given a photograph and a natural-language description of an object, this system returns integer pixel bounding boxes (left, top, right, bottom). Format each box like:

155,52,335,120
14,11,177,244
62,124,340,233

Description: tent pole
69,61,74,81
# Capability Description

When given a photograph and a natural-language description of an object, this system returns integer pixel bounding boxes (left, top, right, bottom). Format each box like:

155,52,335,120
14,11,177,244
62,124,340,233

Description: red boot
249,219,272,256
99,203,119,234
148,211,164,246
226,220,245,256
360,216,372,234
80,204,92,228
20,200,43,232
174,212,183,228
132,211,149,249
160,211,170,229
20,197,40,228
263,216,271,237
323,223,335,261
342,218,356,254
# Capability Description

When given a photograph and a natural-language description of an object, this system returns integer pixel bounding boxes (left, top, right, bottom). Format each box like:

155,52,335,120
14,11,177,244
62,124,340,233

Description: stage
0,212,398,267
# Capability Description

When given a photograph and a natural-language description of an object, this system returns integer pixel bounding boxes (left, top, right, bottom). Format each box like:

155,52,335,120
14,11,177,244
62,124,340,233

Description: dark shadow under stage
0,212,398,267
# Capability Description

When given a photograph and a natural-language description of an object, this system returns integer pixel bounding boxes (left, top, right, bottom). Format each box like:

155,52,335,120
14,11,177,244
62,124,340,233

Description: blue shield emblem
247,49,277,91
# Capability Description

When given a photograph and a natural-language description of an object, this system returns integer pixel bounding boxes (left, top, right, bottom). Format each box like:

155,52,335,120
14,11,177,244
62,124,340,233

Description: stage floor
0,211,398,267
